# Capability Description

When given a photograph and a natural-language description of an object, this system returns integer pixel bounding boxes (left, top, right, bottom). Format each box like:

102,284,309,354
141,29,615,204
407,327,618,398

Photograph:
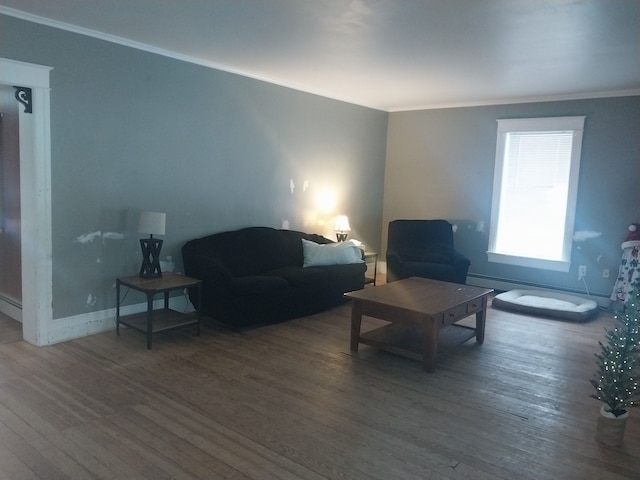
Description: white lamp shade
334,215,351,232
138,211,166,236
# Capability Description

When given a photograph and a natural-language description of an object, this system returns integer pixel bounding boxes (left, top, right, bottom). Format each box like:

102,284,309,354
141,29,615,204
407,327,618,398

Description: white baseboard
46,294,195,345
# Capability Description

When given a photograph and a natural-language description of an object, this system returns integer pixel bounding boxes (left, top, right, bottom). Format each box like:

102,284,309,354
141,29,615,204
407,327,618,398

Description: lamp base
139,238,163,278
336,233,348,242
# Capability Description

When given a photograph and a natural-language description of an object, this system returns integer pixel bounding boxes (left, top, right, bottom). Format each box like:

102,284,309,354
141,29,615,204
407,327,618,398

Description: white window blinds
488,116,585,271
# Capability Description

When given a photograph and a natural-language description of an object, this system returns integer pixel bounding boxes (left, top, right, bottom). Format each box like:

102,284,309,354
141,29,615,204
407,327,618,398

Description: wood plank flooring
0,294,638,479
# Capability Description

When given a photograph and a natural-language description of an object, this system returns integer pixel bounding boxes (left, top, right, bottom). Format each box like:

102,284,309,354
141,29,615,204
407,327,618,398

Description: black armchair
386,219,470,284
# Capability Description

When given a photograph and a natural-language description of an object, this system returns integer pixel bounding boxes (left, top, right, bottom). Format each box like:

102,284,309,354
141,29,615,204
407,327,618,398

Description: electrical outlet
578,265,587,280
603,268,609,279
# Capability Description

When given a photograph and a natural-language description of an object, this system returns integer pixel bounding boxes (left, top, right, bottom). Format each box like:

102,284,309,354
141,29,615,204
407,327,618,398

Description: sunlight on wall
286,170,351,239
315,189,337,213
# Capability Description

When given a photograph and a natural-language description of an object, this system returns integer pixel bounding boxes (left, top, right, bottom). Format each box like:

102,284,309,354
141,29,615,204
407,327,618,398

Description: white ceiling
1,0,639,111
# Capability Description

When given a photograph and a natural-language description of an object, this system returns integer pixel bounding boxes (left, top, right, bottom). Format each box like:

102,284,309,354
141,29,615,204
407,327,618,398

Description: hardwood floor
0,294,638,479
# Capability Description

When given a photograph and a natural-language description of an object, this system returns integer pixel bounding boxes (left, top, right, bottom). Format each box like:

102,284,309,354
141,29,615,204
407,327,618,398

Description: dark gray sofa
182,226,366,327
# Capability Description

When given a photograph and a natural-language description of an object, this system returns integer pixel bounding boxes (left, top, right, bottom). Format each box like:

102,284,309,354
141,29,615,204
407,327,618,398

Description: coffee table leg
423,318,439,373
350,301,363,352
476,296,488,344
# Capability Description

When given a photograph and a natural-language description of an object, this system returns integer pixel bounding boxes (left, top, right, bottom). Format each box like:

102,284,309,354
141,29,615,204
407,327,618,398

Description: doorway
0,57,52,345
0,85,22,310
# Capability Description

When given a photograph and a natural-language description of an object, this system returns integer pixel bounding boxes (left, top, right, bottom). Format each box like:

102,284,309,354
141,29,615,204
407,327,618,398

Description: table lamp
334,215,351,242
138,211,166,278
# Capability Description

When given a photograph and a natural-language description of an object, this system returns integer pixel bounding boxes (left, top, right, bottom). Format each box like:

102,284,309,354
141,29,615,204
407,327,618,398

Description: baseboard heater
465,273,612,309
0,295,22,323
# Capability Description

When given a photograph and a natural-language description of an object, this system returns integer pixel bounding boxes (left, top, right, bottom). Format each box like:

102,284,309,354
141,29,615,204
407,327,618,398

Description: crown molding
2,6,638,113
389,89,640,112
0,6,385,111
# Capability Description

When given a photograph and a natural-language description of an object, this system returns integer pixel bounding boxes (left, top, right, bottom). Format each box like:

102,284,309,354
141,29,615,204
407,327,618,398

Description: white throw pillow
302,239,364,267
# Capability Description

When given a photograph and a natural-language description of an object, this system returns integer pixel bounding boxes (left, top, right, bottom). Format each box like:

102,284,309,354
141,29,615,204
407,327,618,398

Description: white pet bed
492,289,598,322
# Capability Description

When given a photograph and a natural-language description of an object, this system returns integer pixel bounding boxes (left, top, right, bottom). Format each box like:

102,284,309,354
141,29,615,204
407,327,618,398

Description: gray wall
2,12,637,321
384,97,640,298
0,14,387,319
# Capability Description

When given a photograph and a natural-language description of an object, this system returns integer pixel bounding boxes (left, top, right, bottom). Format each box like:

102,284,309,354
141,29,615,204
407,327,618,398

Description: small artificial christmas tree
591,283,640,417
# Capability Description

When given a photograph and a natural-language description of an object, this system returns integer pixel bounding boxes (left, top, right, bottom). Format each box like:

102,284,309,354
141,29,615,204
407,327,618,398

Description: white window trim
487,116,585,272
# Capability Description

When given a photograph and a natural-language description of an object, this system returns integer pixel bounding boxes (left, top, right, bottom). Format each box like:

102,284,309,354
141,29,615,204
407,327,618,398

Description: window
488,116,585,272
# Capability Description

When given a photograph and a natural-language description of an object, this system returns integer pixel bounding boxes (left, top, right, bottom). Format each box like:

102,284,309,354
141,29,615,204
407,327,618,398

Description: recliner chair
386,219,470,284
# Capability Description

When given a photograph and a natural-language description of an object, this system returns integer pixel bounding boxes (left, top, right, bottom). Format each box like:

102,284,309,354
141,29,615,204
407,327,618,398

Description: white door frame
0,57,52,346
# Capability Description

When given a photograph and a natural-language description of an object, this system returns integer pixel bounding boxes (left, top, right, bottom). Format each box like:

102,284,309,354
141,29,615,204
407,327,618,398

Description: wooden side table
116,272,201,349
363,251,378,286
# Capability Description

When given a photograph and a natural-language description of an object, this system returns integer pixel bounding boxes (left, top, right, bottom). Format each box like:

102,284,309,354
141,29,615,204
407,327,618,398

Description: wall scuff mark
75,231,125,243
103,232,125,240
86,293,97,307
573,230,602,242
76,231,102,244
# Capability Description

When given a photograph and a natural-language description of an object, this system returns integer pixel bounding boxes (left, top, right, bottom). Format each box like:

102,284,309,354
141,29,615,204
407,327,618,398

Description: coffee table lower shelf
359,323,478,362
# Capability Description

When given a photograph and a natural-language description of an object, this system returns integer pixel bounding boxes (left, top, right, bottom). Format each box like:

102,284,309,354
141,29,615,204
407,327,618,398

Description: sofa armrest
386,249,405,282
386,249,404,268
452,251,471,269
183,255,233,287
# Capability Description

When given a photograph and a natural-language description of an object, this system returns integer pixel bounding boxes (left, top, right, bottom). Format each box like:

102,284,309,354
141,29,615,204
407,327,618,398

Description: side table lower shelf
116,273,202,349
118,309,199,335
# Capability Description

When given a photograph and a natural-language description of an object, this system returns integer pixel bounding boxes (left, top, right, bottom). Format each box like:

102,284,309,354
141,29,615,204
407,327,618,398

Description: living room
0,2,639,478
1,2,637,347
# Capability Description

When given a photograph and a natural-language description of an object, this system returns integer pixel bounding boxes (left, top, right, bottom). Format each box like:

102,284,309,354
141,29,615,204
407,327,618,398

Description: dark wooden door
0,85,22,304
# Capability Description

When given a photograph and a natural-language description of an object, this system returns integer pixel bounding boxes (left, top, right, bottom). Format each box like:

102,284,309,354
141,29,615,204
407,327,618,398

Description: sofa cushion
394,247,424,261
267,266,328,286
243,227,292,273
401,261,458,283
185,227,293,276
230,275,289,295
419,244,456,263
302,239,364,267
316,263,367,293
394,244,456,263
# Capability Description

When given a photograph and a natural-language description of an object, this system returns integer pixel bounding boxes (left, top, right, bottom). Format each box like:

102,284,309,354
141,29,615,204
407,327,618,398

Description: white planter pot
595,404,629,447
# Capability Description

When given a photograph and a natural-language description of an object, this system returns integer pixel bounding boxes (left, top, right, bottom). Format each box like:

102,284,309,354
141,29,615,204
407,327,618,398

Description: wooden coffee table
345,277,493,372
